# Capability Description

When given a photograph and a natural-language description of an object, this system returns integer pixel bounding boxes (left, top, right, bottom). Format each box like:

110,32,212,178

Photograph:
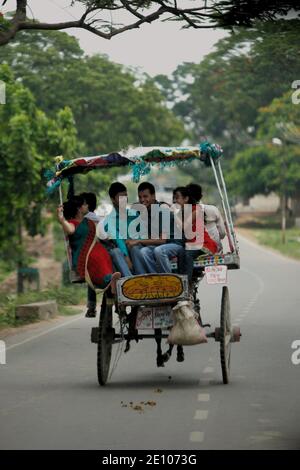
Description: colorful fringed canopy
45,142,223,193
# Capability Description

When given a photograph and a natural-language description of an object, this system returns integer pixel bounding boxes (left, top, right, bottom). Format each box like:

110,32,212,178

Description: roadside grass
0,284,88,329
236,214,300,260
0,259,14,283
246,227,300,260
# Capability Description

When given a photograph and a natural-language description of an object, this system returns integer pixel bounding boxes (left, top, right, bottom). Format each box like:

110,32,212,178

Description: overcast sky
3,0,227,76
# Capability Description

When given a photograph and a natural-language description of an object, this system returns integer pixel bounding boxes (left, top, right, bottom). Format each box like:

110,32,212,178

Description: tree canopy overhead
0,29,186,154
157,19,300,154
0,1,298,46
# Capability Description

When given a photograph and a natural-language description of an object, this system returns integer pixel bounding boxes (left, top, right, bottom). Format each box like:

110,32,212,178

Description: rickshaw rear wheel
220,286,231,384
97,292,113,386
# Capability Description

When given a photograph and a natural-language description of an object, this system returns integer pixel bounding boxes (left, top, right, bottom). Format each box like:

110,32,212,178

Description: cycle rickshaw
46,142,241,385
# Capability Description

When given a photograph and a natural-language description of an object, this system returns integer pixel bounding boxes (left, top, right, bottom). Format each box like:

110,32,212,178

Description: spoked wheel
219,286,231,384
97,293,114,386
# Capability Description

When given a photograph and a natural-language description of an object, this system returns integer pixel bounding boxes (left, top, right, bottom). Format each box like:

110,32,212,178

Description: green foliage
0,30,186,212
0,30,186,155
256,91,300,143
0,64,80,268
158,20,300,153
244,227,300,261
0,284,87,328
229,91,300,199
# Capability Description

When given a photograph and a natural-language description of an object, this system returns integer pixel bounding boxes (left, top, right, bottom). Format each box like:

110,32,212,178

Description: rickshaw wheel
220,286,231,384
97,292,113,386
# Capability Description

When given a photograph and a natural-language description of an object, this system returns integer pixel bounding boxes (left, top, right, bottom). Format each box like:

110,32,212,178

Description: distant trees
229,91,300,217
0,64,80,277
0,30,186,155
155,20,300,154
0,30,188,283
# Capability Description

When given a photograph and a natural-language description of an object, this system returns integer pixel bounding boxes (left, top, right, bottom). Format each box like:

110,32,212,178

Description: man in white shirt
186,184,226,252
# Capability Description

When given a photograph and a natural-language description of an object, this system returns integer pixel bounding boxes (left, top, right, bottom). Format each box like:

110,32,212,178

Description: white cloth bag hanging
168,301,208,346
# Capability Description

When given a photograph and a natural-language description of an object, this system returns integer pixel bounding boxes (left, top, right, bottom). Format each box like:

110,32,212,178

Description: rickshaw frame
47,143,241,385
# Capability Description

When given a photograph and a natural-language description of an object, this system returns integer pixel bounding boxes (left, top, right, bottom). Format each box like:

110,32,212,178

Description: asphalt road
0,234,300,450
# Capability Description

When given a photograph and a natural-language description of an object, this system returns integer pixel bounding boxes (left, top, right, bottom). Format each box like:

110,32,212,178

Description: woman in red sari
57,196,120,291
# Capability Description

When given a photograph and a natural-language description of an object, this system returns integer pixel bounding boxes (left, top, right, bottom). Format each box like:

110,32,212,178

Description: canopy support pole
58,182,72,271
217,160,238,253
209,156,235,252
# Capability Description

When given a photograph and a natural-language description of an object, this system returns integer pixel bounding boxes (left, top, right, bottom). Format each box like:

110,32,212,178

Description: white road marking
233,267,265,329
263,431,282,437
240,267,265,296
194,410,208,420
6,315,83,351
249,435,272,442
197,393,210,402
248,431,282,442
189,431,204,443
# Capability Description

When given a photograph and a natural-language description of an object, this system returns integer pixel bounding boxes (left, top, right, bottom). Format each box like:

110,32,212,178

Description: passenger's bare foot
109,272,121,295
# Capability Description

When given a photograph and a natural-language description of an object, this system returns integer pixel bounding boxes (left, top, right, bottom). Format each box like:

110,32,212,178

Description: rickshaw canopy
45,142,223,194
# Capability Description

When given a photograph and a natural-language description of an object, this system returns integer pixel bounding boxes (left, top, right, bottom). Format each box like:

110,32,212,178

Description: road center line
197,393,210,402
189,431,204,442
194,410,209,420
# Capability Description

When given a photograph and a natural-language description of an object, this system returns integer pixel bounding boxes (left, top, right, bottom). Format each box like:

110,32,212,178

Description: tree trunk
291,190,300,218
17,216,24,294
281,193,286,245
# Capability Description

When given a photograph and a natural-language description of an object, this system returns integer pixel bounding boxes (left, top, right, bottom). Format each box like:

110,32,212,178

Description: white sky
3,0,227,76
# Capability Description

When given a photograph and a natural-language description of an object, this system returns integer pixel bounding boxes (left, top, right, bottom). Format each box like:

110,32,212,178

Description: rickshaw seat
170,251,240,272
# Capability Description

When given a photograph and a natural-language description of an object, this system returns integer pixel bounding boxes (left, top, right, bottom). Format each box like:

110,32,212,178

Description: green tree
158,19,300,155
228,91,300,222
0,30,186,154
0,64,80,291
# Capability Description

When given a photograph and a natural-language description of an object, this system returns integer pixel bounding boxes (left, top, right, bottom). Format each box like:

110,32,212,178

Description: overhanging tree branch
0,1,298,46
